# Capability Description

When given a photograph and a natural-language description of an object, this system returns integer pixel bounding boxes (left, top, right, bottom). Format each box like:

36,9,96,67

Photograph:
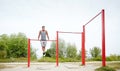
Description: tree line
0,33,120,61
45,39,120,61
45,39,78,58
45,39,101,59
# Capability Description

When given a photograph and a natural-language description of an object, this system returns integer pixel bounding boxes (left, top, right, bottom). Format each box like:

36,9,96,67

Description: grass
0,57,28,62
95,66,116,71
95,62,120,71
107,62,120,69
0,57,120,71
38,57,81,62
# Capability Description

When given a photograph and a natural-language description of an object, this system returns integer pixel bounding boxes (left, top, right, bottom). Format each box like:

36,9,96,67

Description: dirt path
0,62,120,71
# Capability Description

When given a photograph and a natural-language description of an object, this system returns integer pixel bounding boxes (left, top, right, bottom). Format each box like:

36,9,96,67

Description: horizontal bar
58,31,82,34
30,39,56,41
84,11,102,26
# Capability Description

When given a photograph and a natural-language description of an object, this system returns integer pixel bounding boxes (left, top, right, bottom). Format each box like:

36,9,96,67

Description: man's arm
46,31,49,40
38,31,41,40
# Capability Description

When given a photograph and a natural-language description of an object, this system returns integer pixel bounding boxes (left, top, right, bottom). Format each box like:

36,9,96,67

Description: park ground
0,61,120,71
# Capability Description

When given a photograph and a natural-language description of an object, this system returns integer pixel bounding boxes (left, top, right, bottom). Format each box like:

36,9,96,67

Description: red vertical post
81,32,84,65
28,38,30,67
102,9,106,66
56,31,59,66
82,26,85,65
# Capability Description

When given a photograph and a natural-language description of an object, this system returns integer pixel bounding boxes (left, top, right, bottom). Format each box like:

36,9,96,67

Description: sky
0,0,120,58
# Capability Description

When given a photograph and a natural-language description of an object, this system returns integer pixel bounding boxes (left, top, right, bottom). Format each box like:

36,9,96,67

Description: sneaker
43,52,46,56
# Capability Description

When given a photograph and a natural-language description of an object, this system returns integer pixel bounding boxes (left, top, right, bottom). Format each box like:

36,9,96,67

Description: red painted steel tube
30,39,56,41
81,32,83,65
102,9,106,66
58,31,82,34
83,9,106,67
56,31,59,66
81,26,85,65
27,38,30,67
84,11,102,26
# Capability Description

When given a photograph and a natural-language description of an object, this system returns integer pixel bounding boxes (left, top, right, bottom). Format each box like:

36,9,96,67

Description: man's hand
38,37,39,40
38,31,41,40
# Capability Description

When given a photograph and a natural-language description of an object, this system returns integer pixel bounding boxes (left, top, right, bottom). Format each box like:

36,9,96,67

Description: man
38,26,49,56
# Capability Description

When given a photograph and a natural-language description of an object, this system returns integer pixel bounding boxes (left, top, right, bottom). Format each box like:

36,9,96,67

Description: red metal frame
27,9,106,67
57,31,82,66
58,31,82,34
27,38,30,67
102,9,106,66
56,31,59,66
27,38,56,67
82,9,106,66
81,26,85,65
30,39,56,41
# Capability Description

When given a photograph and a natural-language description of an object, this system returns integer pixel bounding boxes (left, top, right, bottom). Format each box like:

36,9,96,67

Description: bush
106,54,120,61
90,46,101,58
66,43,77,58
0,40,8,59
0,51,7,59
91,56,102,61
107,63,120,69
0,33,37,59
95,66,116,71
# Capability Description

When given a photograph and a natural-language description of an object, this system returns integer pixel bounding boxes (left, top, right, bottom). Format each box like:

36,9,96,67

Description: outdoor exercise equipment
27,9,106,67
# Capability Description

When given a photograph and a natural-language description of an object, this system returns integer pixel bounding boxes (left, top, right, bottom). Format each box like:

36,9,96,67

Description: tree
7,33,28,58
45,41,56,58
0,41,7,58
90,46,101,58
66,43,77,58
0,34,9,58
45,39,66,58
76,50,82,60
58,39,66,58
0,33,37,59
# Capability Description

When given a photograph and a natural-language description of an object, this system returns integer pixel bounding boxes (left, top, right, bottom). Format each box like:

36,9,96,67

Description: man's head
42,26,45,31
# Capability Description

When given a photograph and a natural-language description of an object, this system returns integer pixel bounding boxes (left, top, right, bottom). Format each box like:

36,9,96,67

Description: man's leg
41,41,47,56
42,46,45,52
42,46,46,55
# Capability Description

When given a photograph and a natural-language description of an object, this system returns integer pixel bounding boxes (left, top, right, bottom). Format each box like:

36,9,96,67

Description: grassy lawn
107,62,120,69
0,58,28,62
95,66,116,71
95,62,120,71
38,57,80,62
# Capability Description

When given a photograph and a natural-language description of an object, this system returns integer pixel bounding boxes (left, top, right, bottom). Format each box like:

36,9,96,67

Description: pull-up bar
30,39,56,41
82,9,106,66
27,38,56,67
84,11,102,26
28,31,83,67
56,31,83,66
58,31,82,34
27,9,105,67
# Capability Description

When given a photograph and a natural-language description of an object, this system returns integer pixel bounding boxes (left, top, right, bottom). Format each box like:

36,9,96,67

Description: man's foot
43,52,46,56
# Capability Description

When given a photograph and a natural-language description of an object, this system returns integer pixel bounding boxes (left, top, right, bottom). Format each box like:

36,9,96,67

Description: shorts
40,41,47,47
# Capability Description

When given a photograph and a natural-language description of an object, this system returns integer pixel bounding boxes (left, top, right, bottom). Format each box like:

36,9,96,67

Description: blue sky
0,0,120,58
